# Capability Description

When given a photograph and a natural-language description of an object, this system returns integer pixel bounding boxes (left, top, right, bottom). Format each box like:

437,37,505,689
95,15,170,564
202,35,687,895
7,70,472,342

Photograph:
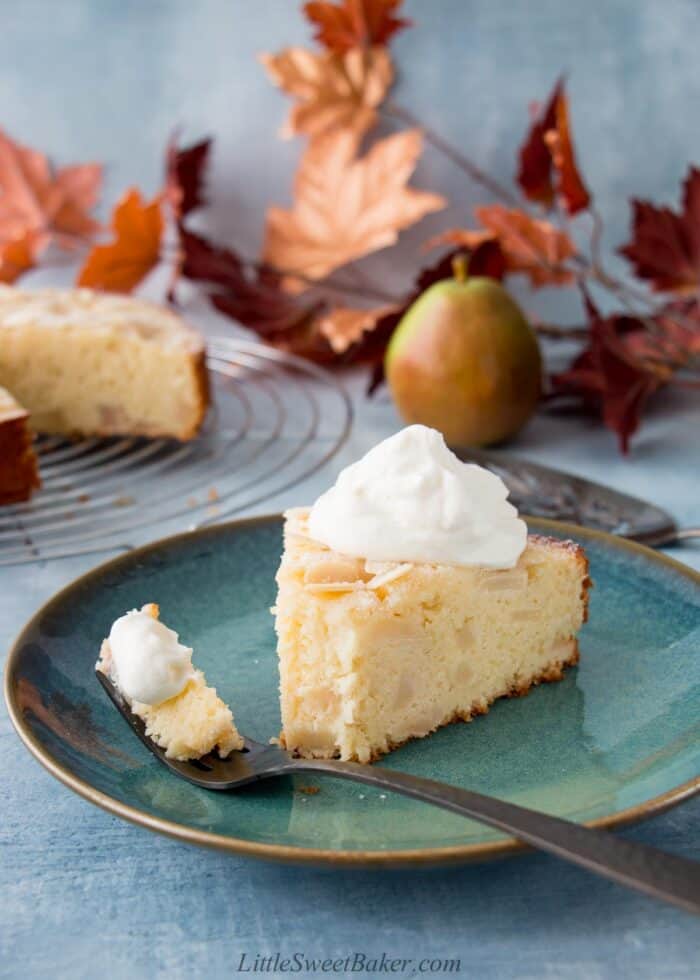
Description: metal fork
97,671,700,914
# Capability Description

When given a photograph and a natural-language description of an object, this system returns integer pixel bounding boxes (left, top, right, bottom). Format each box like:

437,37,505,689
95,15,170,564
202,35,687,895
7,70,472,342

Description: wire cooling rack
0,338,352,566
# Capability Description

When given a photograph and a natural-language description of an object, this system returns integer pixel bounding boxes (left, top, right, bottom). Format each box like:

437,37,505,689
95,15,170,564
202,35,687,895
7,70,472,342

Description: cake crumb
208,487,219,502
113,495,135,507
297,785,320,796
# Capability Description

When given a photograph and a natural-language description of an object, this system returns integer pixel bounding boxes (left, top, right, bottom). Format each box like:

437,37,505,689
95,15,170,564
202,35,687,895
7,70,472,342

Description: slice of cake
0,286,209,440
273,426,591,763
0,386,40,504
97,603,243,760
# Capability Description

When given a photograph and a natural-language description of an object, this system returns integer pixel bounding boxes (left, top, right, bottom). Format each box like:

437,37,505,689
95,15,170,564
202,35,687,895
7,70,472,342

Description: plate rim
5,513,700,868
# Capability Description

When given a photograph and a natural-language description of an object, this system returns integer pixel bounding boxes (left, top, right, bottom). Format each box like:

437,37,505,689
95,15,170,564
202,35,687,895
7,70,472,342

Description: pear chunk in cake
97,604,243,761
273,427,591,764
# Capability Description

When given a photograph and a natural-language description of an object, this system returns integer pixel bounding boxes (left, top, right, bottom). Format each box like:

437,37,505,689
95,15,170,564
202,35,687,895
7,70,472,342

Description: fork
97,671,700,914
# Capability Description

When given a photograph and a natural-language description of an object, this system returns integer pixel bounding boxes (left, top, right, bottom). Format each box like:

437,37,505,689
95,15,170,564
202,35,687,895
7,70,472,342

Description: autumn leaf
652,298,700,364
517,93,557,208
319,304,395,353
0,128,102,251
475,204,576,286
551,291,666,453
263,129,446,288
618,167,700,293
178,227,333,359
260,46,392,141
303,0,411,53
165,135,211,219
0,231,37,283
77,188,164,293
545,87,590,216
423,229,507,280
517,79,590,215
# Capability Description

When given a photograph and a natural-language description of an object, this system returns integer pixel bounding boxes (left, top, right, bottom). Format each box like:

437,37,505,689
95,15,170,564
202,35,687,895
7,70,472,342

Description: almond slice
366,563,413,589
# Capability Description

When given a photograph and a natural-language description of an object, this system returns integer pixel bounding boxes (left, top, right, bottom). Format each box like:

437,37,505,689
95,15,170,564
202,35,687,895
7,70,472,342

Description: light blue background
1,2,699,978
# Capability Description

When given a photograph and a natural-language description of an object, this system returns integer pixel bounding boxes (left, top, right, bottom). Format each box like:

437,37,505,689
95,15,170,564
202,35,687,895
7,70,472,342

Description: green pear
385,258,542,446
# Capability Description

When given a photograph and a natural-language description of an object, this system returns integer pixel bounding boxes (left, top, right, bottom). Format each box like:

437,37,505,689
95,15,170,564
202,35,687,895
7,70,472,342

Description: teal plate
5,516,700,867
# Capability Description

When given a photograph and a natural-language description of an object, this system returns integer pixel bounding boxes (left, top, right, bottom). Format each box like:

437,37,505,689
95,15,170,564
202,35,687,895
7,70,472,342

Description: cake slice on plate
0,286,209,441
97,604,243,761
0,386,40,504
273,426,590,763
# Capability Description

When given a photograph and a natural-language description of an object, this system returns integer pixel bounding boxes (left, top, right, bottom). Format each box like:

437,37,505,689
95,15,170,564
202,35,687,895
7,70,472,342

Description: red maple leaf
303,0,411,53
551,292,666,453
619,167,700,293
178,228,332,359
165,135,212,220
517,79,590,215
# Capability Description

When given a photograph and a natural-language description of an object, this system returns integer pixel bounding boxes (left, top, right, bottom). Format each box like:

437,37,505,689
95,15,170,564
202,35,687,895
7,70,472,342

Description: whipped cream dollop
308,425,527,569
107,608,195,705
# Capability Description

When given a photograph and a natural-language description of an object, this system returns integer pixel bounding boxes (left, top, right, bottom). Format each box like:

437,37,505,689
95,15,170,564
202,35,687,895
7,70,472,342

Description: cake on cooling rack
97,604,243,761
273,427,591,763
0,386,40,504
0,286,209,442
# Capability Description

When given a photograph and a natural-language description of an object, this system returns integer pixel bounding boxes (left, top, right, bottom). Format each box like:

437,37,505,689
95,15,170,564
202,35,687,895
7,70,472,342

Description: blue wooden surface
1,2,700,977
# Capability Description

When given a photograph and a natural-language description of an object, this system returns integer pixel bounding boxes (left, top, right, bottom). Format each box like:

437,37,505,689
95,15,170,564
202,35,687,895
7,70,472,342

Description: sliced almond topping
366,563,413,589
304,582,366,594
303,555,367,585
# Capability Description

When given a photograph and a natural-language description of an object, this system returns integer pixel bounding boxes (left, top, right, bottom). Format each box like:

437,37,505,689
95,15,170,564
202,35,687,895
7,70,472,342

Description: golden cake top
0,286,204,353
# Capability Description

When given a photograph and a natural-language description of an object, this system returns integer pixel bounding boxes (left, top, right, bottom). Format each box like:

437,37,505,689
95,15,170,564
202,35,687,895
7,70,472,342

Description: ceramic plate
5,516,700,866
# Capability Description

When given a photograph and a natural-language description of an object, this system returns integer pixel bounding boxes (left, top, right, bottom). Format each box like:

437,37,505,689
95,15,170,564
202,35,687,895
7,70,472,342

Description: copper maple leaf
618,167,700,293
319,303,396,353
474,205,575,287
517,79,590,215
0,128,102,253
263,129,446,287
303,0,411,53
260,46,393,141
77,188,164,293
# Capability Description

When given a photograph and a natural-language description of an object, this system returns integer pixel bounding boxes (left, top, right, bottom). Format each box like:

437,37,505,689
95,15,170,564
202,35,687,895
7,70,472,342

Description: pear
385,258,542,446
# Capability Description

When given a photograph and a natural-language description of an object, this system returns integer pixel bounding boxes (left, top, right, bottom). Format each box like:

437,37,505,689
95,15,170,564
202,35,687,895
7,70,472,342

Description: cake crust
0,387,40,504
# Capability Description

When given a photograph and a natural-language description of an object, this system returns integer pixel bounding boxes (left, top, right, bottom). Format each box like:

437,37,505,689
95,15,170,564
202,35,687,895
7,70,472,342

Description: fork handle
295,758,700,915
643,526,700,548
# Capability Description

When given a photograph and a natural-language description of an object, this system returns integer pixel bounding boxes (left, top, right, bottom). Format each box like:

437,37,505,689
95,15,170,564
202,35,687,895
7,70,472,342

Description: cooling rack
0,338,352,566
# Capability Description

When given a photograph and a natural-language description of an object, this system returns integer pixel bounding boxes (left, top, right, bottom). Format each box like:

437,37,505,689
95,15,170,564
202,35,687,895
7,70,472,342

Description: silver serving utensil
97,671,700,915
457,449,699,548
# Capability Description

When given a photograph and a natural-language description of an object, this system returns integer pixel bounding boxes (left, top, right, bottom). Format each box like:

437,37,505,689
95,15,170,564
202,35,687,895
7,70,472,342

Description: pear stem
452,253,469,283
